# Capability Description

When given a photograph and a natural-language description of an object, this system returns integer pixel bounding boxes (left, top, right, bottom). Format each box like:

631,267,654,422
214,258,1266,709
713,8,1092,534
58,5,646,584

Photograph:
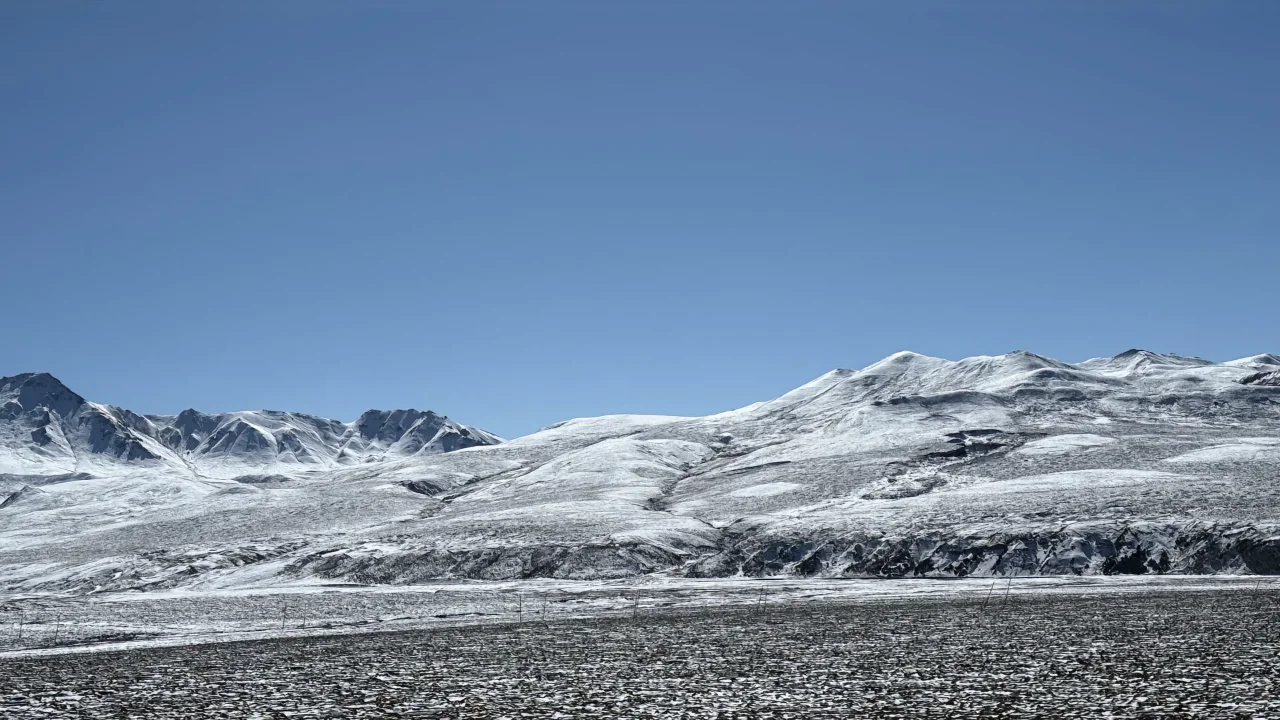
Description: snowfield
3,348,1280,598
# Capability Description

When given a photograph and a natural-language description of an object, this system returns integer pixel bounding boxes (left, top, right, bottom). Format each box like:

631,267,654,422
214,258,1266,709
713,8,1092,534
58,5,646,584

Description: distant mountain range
3,349,1280,593
0,372,501,478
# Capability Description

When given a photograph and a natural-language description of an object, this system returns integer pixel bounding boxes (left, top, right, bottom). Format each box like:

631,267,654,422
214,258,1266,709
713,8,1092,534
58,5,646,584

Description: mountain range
0,372,501,477
3,349,1280,593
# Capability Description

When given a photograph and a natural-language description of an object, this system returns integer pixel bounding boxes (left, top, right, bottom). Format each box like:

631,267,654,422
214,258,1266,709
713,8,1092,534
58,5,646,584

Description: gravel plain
4,587,1280,718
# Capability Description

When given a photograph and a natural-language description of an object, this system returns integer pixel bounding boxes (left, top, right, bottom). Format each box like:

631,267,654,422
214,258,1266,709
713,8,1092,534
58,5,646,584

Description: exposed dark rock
286,541,690,583
0,372,85,418
1242,370,1280,387
231,474,294,486
404,479,446,496
0,485,39,509
78,409,159,461
689,522,1280,580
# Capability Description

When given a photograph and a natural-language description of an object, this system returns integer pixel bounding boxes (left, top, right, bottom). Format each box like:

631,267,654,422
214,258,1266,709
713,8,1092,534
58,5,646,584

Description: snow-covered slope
4,349,1280,592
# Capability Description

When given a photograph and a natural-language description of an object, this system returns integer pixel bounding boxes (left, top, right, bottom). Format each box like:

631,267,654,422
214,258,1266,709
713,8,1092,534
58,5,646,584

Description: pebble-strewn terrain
4,589,1279,718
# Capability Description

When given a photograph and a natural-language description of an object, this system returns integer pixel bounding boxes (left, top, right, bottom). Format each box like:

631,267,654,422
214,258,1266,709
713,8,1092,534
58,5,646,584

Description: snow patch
729,482,802,498
1164,438,1280,464
1013,434,1116,457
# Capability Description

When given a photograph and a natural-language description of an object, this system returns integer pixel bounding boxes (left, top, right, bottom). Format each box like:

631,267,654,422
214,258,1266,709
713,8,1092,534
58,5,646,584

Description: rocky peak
0,372,85,419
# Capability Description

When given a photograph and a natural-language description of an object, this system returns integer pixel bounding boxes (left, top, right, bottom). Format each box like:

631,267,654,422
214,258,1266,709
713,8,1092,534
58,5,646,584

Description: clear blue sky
2,2,1278,438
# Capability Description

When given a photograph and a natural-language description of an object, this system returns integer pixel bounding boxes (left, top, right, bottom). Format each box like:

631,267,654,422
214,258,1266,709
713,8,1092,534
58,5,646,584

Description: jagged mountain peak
0,371,85,418
0,375,501,476
355,408,443,441
156,408,221,452
1,371,63,386
173,407,217,429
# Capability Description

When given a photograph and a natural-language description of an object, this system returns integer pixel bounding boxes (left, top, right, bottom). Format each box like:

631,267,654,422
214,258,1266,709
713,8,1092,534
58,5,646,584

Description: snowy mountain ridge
0,372,501,478
3,348,1280,592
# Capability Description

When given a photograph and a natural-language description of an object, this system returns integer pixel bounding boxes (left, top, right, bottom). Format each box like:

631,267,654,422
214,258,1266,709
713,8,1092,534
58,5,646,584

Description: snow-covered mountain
3,349,1280,593
0,372,501,478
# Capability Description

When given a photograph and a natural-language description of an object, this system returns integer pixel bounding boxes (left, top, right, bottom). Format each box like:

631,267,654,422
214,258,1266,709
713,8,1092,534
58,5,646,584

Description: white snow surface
3,348,1280,591
1013,434,1117,456
1163,438,1280,464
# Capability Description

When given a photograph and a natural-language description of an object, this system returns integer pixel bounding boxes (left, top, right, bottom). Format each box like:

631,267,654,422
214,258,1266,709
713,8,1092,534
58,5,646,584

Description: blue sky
2,2,1278,438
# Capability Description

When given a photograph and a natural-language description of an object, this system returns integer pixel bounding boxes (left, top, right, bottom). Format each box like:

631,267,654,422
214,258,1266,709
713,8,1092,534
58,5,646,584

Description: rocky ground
3,587,1279,718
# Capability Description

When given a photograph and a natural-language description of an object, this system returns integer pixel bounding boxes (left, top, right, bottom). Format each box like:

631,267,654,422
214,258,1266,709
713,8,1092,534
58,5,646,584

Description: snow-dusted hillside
4,349,1280,593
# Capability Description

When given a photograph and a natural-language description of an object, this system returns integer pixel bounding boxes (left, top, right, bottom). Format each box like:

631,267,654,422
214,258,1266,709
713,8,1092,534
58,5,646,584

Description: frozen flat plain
3,579,1280,718
2,575,1275,657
